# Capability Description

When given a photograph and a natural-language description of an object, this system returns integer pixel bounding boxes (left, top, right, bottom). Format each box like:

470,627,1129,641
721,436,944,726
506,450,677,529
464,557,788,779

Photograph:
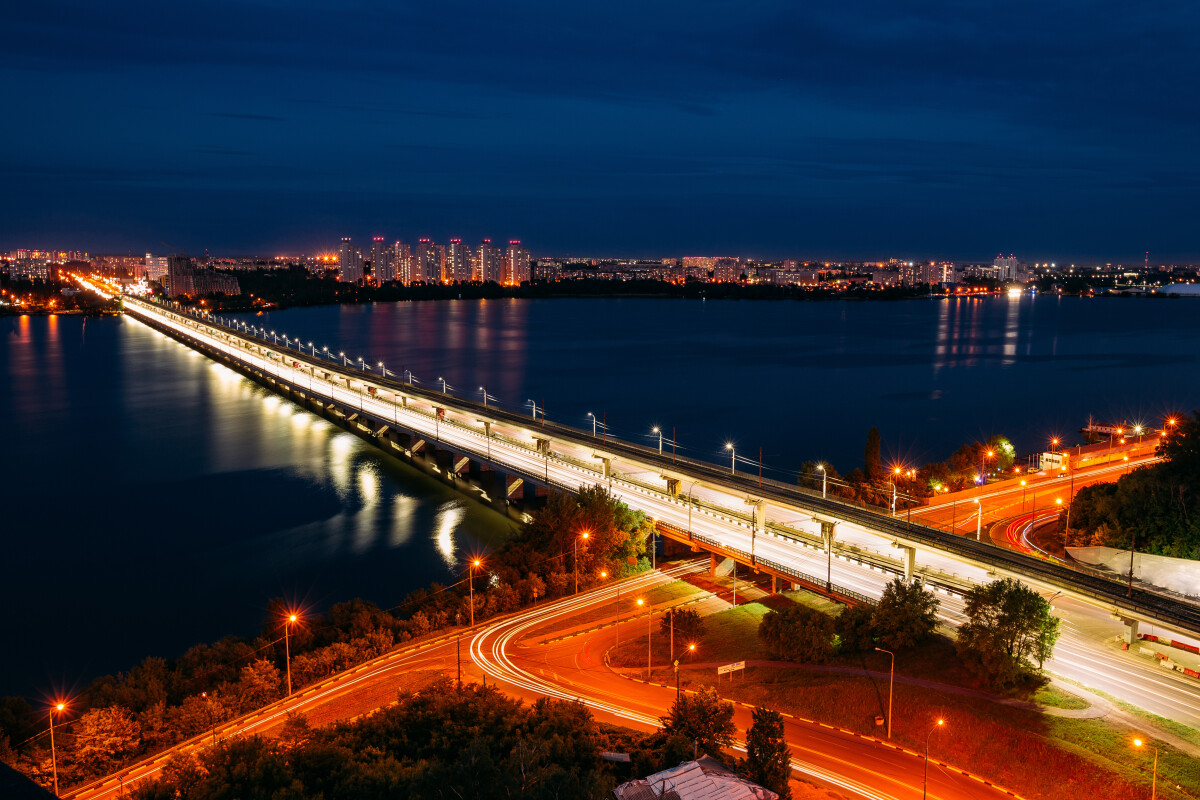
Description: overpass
119,295,1200,641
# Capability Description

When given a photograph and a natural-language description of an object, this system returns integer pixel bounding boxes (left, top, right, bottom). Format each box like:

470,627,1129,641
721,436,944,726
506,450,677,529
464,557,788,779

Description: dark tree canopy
759,605,836,664
956,578,1060,690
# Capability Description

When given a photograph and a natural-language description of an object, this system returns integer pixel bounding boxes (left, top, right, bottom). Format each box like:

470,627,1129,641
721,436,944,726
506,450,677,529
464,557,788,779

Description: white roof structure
613,757,779,800
1158,283,1200,296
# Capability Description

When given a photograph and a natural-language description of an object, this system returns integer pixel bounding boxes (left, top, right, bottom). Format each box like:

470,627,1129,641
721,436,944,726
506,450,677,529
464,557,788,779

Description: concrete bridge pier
895,544,917,582
1118,616,1140,645
819,519,838,591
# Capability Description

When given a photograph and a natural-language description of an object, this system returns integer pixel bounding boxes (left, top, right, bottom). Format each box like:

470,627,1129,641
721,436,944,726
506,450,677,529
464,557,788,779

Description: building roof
613,757,778,800
0,763,57,799
1159,283,1200,296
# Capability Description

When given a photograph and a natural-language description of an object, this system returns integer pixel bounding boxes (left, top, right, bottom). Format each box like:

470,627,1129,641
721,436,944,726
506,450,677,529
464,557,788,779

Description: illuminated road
468,565,1019,800
113,297,1200,729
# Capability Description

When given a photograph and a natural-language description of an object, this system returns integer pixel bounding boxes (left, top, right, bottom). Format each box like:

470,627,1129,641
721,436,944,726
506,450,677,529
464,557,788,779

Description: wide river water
4,294,1198,696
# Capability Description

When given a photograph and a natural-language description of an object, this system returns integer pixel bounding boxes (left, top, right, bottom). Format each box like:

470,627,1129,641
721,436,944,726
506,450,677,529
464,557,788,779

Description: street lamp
817,464,827,498
725,442,735,475
1020,479,1027,511
439,376,449,394
49,702,65,797
284,613,299,696
874,647,894,739
574,531,590,594
201,692,216,745
587,412,597,436
674,643,696,701
468,558,482,626
1133,738,1158,799
923,719,945,799
973,497,982,541
652,426,663,455
528,399,541,420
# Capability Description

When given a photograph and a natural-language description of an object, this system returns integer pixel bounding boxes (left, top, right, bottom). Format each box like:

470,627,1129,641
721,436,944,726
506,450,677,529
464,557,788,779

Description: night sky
4,1,1198,260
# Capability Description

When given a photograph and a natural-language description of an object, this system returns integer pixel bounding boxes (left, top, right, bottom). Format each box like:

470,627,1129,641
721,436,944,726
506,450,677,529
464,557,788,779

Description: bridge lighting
1132,739,1158,798
725,443,736,475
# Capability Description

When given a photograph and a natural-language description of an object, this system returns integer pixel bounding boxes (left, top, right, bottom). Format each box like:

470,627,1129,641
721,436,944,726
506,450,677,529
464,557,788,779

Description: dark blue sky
3,1,1198,260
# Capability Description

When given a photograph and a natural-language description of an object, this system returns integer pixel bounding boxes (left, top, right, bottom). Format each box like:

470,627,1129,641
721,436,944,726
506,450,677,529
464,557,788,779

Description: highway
111,296,1200,730
67,565,1019,800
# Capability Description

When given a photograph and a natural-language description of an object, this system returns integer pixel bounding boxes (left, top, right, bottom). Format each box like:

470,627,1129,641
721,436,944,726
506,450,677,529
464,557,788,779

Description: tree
836,603,877,654
743,707,792,799
234,659,282,711
660,687,736,757
864,427,883,483
956,578,1060,690
873,578,939,650
660,608,705,647
758,605,835,663
73,706,142,779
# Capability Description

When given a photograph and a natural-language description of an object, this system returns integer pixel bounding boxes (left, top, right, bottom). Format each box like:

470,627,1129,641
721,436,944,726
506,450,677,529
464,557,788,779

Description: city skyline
4,2,1199,260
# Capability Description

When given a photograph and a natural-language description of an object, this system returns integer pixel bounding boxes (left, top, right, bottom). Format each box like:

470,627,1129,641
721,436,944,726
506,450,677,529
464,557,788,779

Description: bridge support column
664,477,681,496
1119,617,1140,646
710,553,719,577
896,544,917,582
593,456,611,478
819,520,838,592
745,498,764,565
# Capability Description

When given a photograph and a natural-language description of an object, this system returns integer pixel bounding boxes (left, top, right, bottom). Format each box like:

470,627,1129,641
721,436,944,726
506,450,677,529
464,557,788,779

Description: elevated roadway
119,295,1200,641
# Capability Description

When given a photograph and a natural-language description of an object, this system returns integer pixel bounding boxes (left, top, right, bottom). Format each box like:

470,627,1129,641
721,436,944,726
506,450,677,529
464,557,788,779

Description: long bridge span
119,295,1199,643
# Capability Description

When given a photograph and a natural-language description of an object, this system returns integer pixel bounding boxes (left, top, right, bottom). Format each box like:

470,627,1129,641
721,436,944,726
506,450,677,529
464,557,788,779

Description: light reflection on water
0,313,511,697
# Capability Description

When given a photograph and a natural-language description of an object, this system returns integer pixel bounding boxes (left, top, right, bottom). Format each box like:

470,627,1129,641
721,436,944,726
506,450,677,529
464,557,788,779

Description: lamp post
817,464,827,498
653,426,663,455
587,412,597,436
646,600,653,680
574,531,590,593
439,376,449,394
923,719,945,800
1020,479,1027,512
888,480,898,516
973,498,982,541
468,558,481,626
479,385,489,408
726,443,735,475
528,399,541,421
201,692,216,745
875,647,894,739
49,702,65,798
1133,738,1158,800
284,613,298,696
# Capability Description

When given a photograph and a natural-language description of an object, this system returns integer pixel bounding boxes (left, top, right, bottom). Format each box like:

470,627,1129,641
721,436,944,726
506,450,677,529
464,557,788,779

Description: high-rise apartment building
478,239,503,283
392,241,412,283
504,241,531,286
338,237,363,283
414,239,439,283
447,239,473,282
994,254,1018,281
369,237,391,284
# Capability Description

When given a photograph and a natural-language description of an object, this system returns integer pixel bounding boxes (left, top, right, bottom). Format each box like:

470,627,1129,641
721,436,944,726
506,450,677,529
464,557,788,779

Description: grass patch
528,580,703,639
609,601,772,669
1032,684,1089,710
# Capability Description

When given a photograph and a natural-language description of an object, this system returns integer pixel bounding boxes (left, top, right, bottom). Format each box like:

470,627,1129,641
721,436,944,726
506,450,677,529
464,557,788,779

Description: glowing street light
468,558,482,626
923,719,945,799
874,647,894,739
587,412,597,436
283,613,299,696
973,497,982,541
725,442,736,475
49,702,66,797
1133,738,1158,799
574,531,590,594
652,426,663,455
816,464,827,498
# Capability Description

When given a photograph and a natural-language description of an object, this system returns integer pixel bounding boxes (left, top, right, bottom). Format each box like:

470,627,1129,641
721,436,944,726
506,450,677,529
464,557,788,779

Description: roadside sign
717,660,745,680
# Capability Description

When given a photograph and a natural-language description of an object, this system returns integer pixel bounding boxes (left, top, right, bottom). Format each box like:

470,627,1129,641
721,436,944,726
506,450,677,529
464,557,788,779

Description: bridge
119,294,1200,642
